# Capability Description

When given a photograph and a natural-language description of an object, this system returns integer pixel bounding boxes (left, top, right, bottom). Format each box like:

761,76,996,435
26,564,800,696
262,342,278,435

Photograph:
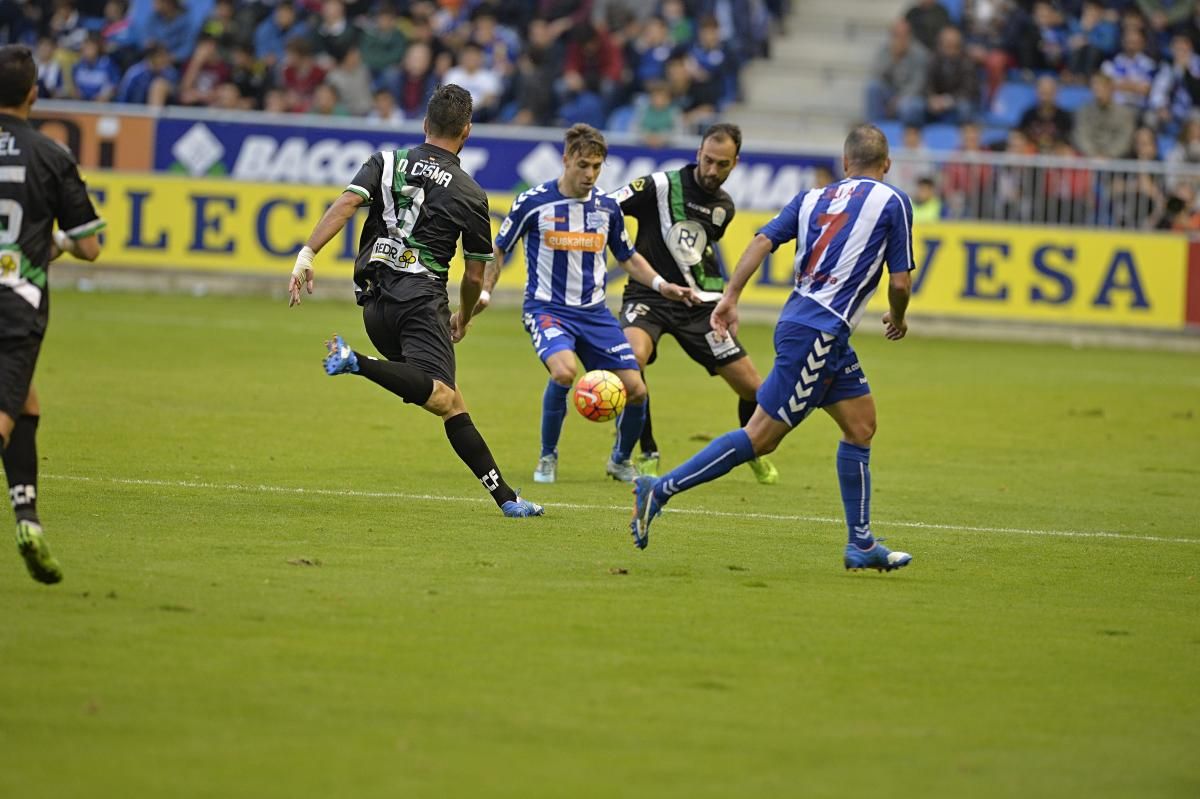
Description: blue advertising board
153,116,836,212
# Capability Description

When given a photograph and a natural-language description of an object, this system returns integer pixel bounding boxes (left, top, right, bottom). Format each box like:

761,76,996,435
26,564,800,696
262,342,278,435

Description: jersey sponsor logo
686,202,713,217
631,178,645,191
705,330,740,358
666,220,708,266
0,251,17,277
543,230,605,253
712,207,727,226
368,237,418,270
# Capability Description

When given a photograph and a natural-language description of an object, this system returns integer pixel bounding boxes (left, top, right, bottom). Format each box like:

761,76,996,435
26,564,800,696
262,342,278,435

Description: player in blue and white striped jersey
483,124,695,484
630,124,916,573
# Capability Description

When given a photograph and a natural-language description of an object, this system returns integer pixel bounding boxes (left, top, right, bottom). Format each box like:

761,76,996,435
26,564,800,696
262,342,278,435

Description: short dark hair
426,84,474,138
701,122,742,155
0,45,36,108
844,124,889,170
563,123,607,159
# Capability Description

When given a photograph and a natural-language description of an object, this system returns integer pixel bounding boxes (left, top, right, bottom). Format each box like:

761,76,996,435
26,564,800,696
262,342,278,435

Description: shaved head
844,124,889,172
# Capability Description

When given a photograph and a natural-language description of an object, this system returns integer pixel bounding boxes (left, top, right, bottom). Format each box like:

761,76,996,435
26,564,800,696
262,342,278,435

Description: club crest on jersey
666,220,707,266
586,210,609,231
712,207,727,226
0,252,16,277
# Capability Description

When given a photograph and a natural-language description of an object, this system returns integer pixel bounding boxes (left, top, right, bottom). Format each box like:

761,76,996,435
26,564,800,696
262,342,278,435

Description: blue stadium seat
982,126,1008,148
987,81,1037,128
1057,85,1092,112
606,105,636,133
923,123,961,151
876,120,905,148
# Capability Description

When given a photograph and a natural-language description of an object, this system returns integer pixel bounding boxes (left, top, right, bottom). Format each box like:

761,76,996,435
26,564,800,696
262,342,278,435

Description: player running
0,45,105,583
288,84,542,518
483,124,695,484
629,125,915,573
612,123,777,484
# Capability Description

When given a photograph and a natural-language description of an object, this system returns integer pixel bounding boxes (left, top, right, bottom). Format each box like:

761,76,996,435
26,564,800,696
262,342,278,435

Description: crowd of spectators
869,0,1200,230
0,0,784,145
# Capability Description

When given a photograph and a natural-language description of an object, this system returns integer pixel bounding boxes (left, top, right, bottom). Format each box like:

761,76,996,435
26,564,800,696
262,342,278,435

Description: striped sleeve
345,153,384,204
883,192,915,274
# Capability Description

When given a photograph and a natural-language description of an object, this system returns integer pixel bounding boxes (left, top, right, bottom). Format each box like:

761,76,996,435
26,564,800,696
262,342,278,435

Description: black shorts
361,275,456,388
0,333,41,420
619,293,746,376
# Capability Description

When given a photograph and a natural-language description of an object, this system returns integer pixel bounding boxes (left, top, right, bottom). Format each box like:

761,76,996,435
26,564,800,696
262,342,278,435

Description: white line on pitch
44,473,1197,546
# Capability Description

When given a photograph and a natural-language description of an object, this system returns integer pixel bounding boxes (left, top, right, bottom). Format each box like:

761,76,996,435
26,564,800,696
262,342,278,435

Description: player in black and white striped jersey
287,84,542,518
0,44,106,583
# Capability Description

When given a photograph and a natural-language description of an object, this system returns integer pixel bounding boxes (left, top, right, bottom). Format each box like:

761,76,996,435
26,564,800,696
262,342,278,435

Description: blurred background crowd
0,0,783,145
869,0,1200,229
3,0,1198,230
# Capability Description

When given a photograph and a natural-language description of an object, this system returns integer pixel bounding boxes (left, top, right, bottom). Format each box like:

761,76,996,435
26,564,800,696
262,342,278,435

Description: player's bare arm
451,257,487,343
288,190,363,306
473,244,504,315
619,251,697,306
883,270,911,341
49,230,101,263
711,233,774,339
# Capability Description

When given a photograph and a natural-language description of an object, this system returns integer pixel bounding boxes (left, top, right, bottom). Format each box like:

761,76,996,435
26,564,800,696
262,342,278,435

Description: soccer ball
573,370,627,422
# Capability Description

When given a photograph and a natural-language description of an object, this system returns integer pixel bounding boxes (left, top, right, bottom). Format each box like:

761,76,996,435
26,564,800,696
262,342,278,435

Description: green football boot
748,456,779,485
16,520,63,585
635,451,660,478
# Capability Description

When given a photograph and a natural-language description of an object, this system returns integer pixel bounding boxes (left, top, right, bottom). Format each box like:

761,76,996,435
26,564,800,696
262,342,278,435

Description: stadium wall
70,173,1197,332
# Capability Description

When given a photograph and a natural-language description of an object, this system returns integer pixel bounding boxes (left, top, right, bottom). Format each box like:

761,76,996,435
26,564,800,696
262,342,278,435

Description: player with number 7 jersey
629,124,917,573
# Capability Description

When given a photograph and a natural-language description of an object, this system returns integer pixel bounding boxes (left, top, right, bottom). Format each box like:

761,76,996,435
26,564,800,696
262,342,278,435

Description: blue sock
541,380,570,457
653,429,755,505
612,399,647,462
837,441,875,550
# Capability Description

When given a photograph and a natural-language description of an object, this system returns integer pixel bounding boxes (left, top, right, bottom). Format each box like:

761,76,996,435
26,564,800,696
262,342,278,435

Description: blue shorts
522,300,639,372
757,322,871,427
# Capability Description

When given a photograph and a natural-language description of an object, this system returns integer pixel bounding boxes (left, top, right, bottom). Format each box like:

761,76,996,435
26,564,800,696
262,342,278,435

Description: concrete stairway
728,0,908,151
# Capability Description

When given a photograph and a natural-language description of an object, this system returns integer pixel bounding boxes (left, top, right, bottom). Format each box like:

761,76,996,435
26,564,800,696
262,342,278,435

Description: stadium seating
986,82,1037,129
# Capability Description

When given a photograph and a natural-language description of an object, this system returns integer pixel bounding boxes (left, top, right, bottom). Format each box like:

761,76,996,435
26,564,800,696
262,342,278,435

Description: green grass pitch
1,290,1197,798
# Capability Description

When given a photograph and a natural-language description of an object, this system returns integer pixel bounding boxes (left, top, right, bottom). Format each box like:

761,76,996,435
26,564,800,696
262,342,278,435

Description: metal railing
888,149,1200,230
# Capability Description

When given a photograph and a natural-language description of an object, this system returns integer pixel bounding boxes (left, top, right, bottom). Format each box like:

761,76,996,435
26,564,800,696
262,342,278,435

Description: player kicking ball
288,85,541,518
612,123,777,484
480,124,695,484
630,125,914,572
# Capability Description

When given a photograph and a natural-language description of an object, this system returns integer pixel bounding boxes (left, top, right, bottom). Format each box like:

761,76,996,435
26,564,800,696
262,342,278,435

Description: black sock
738,398,756,428
639,374,658,454
354,354,435,405
444,413,517,506
3,414,39,524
